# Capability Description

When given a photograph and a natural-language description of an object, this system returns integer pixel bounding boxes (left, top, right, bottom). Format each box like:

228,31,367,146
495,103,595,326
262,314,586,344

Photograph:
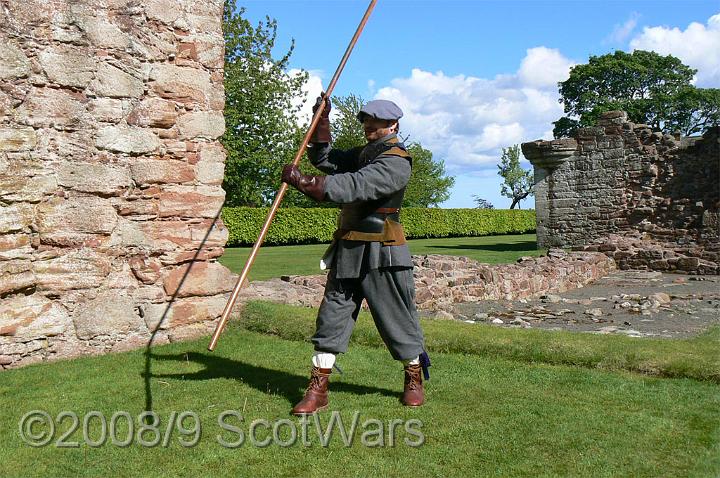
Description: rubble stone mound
240,250,615,312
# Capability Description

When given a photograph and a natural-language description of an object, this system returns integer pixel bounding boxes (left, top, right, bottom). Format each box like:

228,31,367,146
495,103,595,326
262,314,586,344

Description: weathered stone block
15,88,87,129
0,40,31,79
0,233,33,259
36,196,118,243
143,294,228,330
150,64,212,104
0,127,37,152
78,15,130,50
127,28,177,61
111,218,224,253
156,185,225,218
184,13,222,36
176,35,224,69
676,257,701,270
195,161,224,185
0,295,71,339
41,129,96,161
198,143,226,163
34,248,113,291
129,255,162,284
127,98,177,128
177,111,224,139
96,125,160,154
111,198,159,218
38,46,96,88
163,261,234,298
144,0,184,25
57,162,131,195
91,63,144,98
0,260,35,297
130,159,195,186
72,291,145,339
0,203,34,234
88,98,126,123
0,174,57,203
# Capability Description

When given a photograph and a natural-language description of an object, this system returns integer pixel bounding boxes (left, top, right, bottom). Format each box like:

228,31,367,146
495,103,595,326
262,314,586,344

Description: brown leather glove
310,94,331,143
282,164,326,202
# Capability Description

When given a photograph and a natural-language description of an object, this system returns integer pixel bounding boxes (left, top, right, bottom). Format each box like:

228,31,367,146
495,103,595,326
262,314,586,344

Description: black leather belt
340,207,401,233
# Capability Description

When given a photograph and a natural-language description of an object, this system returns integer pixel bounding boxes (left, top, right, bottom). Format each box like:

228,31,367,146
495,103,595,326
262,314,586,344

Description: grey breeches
312,266,425,361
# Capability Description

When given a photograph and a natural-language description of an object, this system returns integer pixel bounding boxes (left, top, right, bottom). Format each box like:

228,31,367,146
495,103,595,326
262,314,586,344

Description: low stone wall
573,232,719,275
241,250,616,312
0,250,615,369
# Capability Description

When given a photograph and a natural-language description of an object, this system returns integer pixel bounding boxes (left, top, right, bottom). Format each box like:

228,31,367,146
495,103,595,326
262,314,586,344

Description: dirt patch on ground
448,271,720,338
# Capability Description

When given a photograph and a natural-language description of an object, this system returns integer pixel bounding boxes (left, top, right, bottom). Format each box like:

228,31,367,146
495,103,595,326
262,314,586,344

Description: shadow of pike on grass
147,351,397,406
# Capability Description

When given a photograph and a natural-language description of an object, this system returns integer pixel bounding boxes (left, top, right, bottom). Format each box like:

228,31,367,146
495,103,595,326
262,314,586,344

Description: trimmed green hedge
222,207,536,246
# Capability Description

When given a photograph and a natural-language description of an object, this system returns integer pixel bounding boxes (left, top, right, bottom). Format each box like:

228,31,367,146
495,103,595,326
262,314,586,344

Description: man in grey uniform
281,97,428,415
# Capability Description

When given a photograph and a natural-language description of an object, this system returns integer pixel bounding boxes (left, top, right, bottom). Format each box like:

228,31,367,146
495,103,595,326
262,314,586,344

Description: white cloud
373,47,574,173
517,47,575,89
629,13,720,87
605,12,640,44
367,79,376,97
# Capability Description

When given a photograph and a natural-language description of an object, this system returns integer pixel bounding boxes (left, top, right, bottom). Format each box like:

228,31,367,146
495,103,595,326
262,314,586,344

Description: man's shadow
148,351,397,405
143,207,395,412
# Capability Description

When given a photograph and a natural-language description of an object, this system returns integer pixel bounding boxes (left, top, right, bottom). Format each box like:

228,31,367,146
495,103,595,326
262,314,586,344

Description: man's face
363,117,397,142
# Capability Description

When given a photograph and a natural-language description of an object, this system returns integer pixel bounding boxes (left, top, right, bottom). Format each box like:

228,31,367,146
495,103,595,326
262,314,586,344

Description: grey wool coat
306,133,414,279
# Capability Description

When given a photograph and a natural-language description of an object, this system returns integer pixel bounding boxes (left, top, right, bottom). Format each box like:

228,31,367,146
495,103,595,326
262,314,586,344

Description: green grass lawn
219,233,544,281
1,302,718,477
3,235,718,476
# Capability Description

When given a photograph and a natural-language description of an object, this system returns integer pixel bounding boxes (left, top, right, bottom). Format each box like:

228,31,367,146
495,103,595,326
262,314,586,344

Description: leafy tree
403,143,455,207
497,145,533,210
472,196,494,209
320,94,455,208
222,1,308,207
663,87,720,136
330,93,366,151
554,50,719,137
551,116,581,140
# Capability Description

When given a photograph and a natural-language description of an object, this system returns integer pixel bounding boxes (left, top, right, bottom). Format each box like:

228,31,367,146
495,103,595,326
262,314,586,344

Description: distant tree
497,145,533,210
222,1,308,207
403,143,455,207
554,50,719,137
664,86,720,136
330,93,366,150
472,196,494,209
551,116,581,140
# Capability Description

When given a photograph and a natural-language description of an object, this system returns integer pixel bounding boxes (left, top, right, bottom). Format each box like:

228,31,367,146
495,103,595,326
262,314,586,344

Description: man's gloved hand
282,164,326,202
310,93,331,143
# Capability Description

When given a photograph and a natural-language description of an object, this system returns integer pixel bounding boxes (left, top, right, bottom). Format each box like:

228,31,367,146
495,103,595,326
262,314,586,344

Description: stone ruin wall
246,250,616,312
522,111,719,274
0,0,235,369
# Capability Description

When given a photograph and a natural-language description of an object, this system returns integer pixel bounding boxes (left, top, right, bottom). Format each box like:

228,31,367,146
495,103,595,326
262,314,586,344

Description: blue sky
239,0,720,208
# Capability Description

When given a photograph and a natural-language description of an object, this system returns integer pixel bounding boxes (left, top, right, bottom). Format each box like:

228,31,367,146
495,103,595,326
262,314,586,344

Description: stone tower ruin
522,111,719,274
0,0,234,368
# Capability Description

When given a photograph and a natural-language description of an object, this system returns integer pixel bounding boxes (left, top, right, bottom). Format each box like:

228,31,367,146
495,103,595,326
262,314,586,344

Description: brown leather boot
401,364,425,407
291,366,331,415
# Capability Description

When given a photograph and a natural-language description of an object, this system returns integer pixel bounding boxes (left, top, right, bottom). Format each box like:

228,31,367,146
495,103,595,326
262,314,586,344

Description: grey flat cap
356,99,403,122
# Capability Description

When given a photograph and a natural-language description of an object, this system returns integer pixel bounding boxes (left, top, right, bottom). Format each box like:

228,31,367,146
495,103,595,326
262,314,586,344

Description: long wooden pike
208,0,378,351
